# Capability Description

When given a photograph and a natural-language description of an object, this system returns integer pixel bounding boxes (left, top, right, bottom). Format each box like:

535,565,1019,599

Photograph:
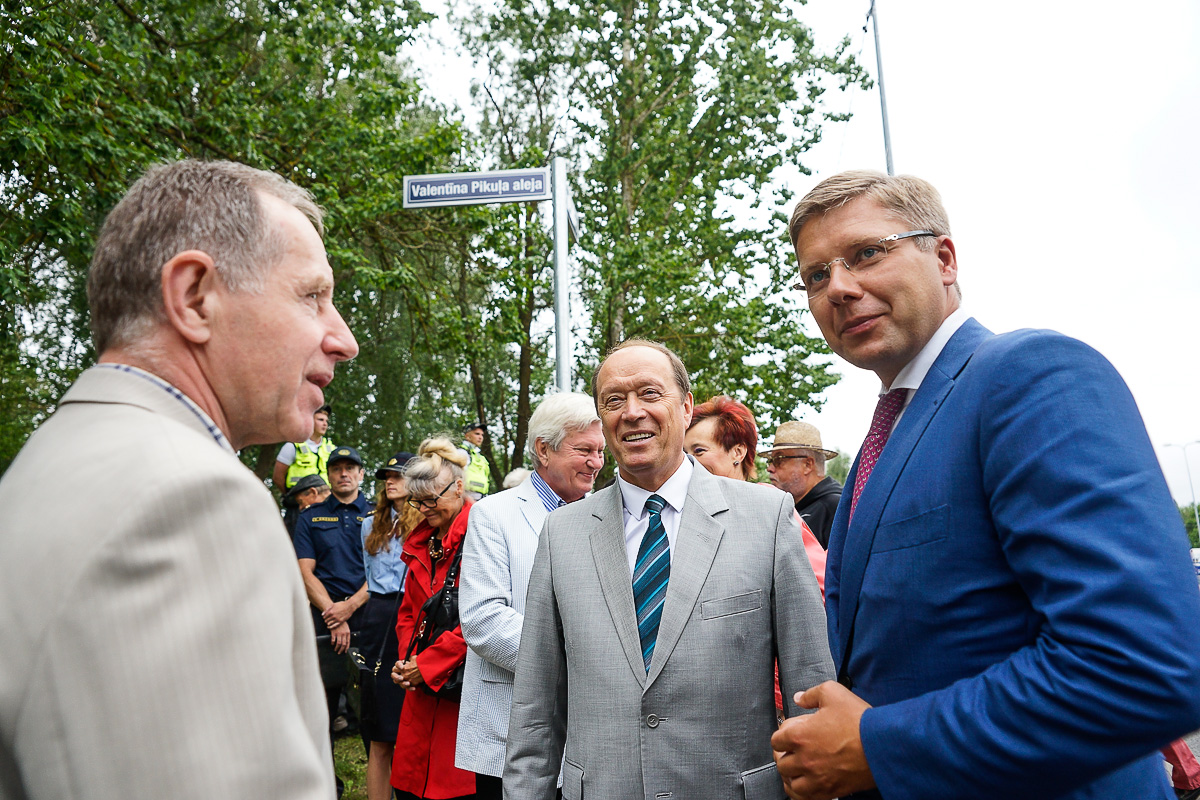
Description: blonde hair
403,436,469,496
788,170,950,248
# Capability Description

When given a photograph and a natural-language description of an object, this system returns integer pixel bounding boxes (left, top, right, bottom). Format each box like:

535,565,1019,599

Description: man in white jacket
455,392,604,800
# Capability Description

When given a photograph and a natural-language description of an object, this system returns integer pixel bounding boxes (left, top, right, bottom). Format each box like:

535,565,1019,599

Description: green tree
827,450,850,486
470,0,867,428
1180,504,1199,549
0,0,470,476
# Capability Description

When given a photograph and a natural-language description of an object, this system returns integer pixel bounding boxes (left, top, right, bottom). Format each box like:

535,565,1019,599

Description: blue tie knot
645,494,667,517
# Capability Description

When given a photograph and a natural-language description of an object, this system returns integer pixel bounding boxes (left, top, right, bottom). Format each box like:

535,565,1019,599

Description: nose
824,258,863,305
586,451,604,469
324,303,359,361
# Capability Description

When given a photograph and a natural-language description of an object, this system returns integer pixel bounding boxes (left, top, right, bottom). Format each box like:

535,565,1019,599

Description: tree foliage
1180,504,1199,549
0,0,471,475
2,0,869,488
469,0,867,430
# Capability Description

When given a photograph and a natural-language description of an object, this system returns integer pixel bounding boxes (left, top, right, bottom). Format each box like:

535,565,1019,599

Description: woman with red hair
685,396,825,595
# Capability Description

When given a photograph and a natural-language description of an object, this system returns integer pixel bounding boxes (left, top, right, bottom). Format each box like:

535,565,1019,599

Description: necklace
428,533,444,561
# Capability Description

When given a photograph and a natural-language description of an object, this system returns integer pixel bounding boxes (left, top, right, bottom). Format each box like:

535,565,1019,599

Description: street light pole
867,0,895,176
1164,442,1200,534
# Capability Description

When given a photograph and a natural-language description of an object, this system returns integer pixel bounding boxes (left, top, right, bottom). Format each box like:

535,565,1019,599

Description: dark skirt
357,591,405,743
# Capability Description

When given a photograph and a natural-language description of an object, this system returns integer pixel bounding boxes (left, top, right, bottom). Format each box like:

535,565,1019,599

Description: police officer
293,445,373,788
274,403,336,493
462,422,492,500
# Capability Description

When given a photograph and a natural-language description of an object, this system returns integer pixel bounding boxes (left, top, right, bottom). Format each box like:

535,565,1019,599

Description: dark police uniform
293,490,374,744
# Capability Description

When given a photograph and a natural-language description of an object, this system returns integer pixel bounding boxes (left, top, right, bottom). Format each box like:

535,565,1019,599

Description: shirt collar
94,362,232,452
616,455,694,518
883,306,970,396
530,470,566,513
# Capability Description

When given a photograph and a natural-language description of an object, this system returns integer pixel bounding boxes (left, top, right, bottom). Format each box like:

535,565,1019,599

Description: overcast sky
409,0,1200,506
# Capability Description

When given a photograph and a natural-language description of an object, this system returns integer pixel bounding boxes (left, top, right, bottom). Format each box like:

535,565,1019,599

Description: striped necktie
633,494,670,671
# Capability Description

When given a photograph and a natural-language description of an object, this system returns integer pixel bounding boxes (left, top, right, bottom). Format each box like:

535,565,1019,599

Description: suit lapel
835,319,993,672
646,467,726,686
589,483,648,687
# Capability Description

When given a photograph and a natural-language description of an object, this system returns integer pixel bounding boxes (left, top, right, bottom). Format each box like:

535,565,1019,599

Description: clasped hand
771,681,876,800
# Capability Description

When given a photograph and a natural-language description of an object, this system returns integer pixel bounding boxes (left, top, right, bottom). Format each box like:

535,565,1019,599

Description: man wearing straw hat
763,421,842,548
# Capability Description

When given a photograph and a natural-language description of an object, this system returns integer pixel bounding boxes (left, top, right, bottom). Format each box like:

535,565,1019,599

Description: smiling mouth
624,433,653,443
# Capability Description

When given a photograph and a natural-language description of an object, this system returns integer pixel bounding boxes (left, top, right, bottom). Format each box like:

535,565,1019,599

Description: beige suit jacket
0,366,332,799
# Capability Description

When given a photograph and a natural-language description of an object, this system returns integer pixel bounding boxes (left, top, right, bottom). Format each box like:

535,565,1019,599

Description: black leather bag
403,546,466,701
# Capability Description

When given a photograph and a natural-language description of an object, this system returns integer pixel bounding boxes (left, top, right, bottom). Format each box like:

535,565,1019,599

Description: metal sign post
402,162,578,391
551,157,572,391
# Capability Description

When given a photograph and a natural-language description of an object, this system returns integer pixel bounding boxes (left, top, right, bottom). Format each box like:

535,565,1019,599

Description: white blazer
454,476,548,777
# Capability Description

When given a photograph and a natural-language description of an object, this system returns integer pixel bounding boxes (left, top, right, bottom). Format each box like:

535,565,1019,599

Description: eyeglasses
406,481,454,509
791,230,936,298
765,454,811,467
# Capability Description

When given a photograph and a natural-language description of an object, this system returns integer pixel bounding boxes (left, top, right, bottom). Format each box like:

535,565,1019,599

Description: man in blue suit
771,170,1200,800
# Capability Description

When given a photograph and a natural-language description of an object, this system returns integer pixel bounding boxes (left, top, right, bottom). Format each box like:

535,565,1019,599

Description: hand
770,681,875,800
322,599,353,629
329,620,351,655
392,658,425,691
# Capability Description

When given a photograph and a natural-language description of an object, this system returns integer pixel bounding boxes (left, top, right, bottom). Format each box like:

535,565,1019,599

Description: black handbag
402,545,466,701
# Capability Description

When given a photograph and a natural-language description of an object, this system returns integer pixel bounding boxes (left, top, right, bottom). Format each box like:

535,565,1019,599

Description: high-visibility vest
463,443,491,495
286,439,336,488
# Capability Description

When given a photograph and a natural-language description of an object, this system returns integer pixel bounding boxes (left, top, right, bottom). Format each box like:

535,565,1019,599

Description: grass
334,733,369,800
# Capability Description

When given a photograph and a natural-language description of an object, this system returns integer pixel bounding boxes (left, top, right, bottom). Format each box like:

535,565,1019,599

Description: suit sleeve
57,465,331,798
774,493,836,718
459,498,524,673
859,332,1200,799
502,518,568,800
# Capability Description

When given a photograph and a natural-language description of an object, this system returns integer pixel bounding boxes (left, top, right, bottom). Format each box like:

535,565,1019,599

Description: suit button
646,714,659,728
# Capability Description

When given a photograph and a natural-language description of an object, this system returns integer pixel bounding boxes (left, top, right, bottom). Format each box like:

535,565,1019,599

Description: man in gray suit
456,392,605,799
503,340,833,800
0,160,358,799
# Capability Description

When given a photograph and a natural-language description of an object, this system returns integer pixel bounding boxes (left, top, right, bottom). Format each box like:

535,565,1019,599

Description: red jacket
391,501,475,799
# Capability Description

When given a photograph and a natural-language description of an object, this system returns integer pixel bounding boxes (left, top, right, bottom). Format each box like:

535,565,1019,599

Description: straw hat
761,421,838,459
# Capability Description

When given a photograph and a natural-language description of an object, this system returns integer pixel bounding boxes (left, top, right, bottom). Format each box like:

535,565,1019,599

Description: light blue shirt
360,513,409,594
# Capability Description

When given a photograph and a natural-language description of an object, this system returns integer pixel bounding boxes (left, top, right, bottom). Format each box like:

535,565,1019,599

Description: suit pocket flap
740,762,783,799
701,589,762,619
562,758,583,800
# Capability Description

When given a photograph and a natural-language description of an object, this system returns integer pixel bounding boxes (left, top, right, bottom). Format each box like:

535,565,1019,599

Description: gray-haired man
0,160,358,799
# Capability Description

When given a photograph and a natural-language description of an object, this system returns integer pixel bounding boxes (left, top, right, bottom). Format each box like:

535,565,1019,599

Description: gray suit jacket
0,366,332,800
456,476,547,776
503,461,833,800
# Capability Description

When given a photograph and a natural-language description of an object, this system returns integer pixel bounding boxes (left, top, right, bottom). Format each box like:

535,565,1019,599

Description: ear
681,392,694,428
160,250,221,345
936,235,958,287
533,438,549,468
730,443,747,464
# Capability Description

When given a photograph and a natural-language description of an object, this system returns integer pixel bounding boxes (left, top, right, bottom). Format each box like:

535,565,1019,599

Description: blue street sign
403,168,552,209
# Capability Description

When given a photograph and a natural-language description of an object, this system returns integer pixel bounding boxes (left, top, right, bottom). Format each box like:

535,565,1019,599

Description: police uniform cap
375,451,415,480
327,446,363,467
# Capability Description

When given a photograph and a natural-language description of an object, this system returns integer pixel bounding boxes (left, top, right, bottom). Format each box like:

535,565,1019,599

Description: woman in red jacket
390,437,476,800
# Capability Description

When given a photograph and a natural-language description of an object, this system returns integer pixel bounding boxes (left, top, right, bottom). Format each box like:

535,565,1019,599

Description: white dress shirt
616,455,694,577
886,306,970,428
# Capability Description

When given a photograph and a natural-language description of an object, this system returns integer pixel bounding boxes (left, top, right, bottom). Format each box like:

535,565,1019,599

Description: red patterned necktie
849,388,909,520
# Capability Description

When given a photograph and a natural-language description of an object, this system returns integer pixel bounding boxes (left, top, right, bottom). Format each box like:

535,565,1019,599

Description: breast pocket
873,503,949,553
562,758,584,800
700,589,763,620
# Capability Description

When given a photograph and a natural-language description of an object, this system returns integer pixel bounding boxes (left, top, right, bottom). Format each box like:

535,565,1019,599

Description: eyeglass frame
791,230,937,296
406,480,455,509
764,453,813,468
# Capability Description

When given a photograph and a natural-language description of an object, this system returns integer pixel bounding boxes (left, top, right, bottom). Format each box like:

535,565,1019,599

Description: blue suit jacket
826,318,1200,800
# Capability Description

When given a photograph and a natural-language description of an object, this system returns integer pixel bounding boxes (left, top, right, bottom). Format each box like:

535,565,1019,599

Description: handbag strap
372,589,405,673
403,542,465,662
